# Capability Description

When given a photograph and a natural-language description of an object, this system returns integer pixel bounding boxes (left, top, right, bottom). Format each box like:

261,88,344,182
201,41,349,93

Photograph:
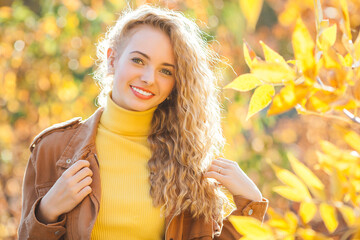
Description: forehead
122,25,175,64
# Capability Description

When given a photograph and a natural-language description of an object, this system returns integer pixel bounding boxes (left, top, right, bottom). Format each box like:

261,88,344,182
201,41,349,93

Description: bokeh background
1,0,359,239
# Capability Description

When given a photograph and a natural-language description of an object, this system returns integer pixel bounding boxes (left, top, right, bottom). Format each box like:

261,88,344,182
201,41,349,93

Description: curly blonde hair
93,5,232,224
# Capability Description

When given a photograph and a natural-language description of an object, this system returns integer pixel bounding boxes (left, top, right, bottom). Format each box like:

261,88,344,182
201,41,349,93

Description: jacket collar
56,107,104,169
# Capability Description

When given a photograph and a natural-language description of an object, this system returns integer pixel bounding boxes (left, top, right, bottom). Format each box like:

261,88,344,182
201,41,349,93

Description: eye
160,68,173,76
131,57,144,65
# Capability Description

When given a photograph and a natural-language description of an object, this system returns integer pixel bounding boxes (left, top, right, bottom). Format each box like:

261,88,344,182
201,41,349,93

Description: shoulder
29,117,83,152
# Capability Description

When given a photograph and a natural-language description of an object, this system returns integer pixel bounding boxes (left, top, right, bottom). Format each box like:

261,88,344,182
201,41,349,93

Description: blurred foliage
227,0,360,239
1,0,359,239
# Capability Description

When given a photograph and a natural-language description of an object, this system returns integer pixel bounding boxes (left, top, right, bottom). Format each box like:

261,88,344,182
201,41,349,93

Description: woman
18,5,268,240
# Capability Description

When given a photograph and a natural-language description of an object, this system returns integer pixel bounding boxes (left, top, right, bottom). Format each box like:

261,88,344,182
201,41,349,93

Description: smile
130,86,154,96
130,85,155,99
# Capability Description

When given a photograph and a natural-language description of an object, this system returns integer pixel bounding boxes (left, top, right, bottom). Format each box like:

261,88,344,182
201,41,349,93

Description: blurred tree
2,0,359,239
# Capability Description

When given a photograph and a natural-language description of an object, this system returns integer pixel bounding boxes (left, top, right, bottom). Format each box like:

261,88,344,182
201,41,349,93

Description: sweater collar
99,92,156,136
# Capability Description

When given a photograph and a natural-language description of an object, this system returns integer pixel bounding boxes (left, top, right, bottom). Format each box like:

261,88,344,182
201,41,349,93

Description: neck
99,92,157,136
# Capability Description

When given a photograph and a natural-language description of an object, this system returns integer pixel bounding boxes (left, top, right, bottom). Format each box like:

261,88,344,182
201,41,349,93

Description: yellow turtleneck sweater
91,93,164,240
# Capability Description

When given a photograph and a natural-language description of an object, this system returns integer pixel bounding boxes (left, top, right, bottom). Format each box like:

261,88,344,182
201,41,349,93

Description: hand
36,160,93,224
204,158,262,202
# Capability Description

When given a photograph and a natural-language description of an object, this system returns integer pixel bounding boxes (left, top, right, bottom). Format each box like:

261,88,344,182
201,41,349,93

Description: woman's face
107,25,176,111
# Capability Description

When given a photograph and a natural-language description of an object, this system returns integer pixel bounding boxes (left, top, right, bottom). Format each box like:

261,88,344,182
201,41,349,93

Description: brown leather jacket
18,108,269,240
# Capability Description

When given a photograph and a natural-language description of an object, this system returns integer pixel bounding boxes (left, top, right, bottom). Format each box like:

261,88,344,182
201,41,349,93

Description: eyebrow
130,51,175,68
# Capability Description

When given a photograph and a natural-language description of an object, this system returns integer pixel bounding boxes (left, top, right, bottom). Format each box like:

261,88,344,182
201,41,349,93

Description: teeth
131,86,153,96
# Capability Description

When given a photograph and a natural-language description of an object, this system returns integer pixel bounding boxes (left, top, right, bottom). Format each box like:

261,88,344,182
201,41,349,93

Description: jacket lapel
54,108,104,240
164,213,183,240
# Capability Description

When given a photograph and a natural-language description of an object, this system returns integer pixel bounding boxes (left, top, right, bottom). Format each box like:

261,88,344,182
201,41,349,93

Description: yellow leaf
283,236,295,240
287,60,297,65
247,84,274,120
268,83,309,115
321,47,342,69
271,163,311,199
349,181,358,205
287,152,324,190
336,52,354,67
320,140,359,163
343,130,360,153
244,43,253,68
339,0,352,40
267,218,289,230
266,207,284,220
336,52,346,66
309,186,327,202
292,18,315,78
267,207,302,234
229,216,273,238
260,41,287,66
319,203,338,233
243,41,257,69
344,53,353,66
354,31,360,61
239,0,264,32
272,186,307,202
355,167,360,178
278,2,300,27
318,24,337,50
334,99,358,110
284,211,298,233
353,180,360,191
353,78,360,100
297,228,328,240
224,74,262,92
299,201,317,223
338,205,356,226
330,168,347,201
273,165,298,184
305,89,339,113
316,151,351,174
252,62,296,83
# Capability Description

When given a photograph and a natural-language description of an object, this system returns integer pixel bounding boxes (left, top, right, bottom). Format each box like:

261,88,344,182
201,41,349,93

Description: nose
141,66,155,85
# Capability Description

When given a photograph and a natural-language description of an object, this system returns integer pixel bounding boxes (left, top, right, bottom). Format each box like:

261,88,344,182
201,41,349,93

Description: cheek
167,79,176,94
160,82,174,97
114,67,131,85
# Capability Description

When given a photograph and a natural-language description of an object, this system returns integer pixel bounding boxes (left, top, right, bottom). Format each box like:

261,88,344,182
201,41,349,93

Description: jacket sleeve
18,154,67,240
215,195,269,239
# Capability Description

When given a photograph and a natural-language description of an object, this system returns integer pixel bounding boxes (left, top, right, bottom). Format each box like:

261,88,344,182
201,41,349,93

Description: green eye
161,68,172,76
132,58,144,64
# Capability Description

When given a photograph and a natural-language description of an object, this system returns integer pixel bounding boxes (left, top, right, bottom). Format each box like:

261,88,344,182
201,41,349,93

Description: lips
130,85,155,99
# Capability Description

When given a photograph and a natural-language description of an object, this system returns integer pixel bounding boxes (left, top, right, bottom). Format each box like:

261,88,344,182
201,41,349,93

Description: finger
76,186,92,202
207,165,229,175
212,158,237,168
63,160,90,177
207,165,220,172
72,167,93,183
204,171,223,181
75,176,92,193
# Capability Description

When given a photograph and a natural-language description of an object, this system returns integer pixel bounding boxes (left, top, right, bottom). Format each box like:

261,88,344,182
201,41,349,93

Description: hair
93,5,232,224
